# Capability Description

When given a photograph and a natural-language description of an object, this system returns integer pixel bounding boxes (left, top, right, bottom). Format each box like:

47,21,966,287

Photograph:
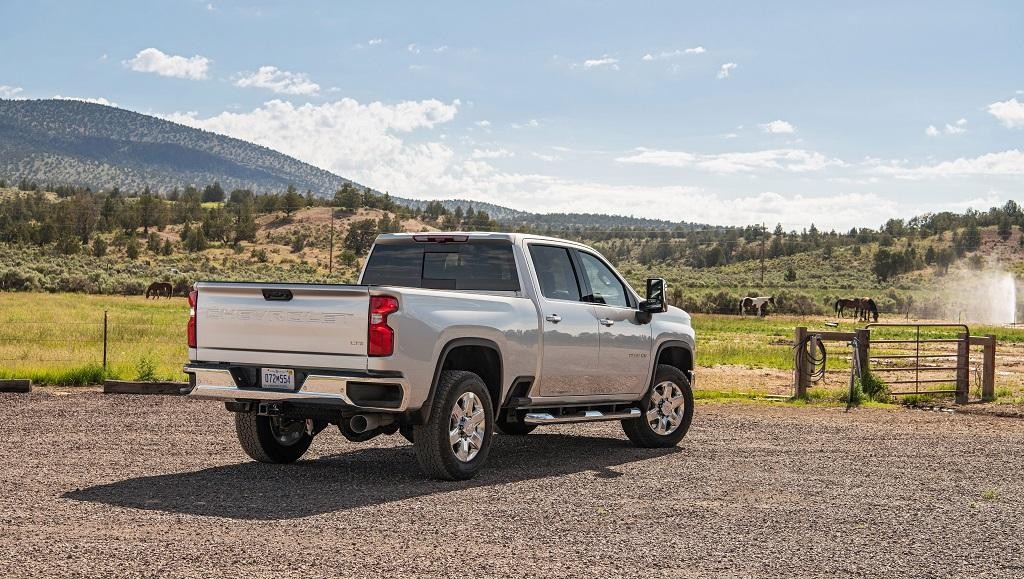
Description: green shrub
135,356,157,382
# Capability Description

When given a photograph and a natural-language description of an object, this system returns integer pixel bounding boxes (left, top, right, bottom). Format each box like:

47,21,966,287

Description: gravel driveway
2,390,1023,577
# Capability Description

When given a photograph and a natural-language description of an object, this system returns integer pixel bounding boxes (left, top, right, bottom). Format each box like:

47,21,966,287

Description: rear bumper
184,363,409,412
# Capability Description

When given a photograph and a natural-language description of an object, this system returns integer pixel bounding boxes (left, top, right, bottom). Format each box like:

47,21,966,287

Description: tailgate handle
262,288,294,301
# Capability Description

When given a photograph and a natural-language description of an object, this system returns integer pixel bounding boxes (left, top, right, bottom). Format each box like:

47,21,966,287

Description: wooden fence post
855,328,870,379
956,332,970,404
794,326,807,398
982,334,996,401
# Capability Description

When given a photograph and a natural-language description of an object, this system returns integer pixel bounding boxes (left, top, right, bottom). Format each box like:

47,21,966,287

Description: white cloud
642,46,705,61
123,47,210,80
759,120,795,134
234,66,320,95
407,43,420,54
434,45,449,54
53,95,118,107
0,85,23,98
368,37,383,46
474,120,491,128
206,3,215,11
870,149,1024,179
926,118,967,137
471,148,513,159
717,62,737,79
581,56,619,70
511,119,540,129
987,98,1024,128
615,147,843,174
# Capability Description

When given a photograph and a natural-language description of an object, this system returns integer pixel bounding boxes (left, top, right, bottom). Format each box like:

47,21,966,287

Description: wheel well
657,345,693,377
440,344,502,407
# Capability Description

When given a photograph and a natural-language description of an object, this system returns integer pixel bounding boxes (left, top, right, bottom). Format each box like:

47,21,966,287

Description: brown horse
145,281,173,299
857,297,879,322
834,298,860,318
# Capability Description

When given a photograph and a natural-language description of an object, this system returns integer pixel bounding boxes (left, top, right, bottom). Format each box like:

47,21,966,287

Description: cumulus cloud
759,120,795,134
123,48,210,80
988,98,1024,128
615,147,843,174
925,118,967,137
581,56,619,70
368,37,383,46
0,85,23,98
234,66,320,95
717,62,737,79
511,119,540,129
642,46,705,61
407,43,420,54
870,149,1024,179
474,120,491,127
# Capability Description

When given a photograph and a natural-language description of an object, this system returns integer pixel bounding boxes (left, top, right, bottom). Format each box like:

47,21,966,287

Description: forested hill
0,99,361,196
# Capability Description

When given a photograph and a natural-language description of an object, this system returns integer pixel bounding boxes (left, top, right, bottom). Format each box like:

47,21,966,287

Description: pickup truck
184,232,695,480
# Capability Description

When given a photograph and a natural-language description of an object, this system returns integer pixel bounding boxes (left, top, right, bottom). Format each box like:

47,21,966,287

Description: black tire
413,370,494,480
495,414,537,436
234,412,313,464
622,364,694,448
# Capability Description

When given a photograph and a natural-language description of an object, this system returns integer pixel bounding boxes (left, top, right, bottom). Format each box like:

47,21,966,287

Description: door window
577,252,629,308
529,245,582,301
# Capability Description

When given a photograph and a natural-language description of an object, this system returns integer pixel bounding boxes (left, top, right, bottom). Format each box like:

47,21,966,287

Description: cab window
577,251,629,308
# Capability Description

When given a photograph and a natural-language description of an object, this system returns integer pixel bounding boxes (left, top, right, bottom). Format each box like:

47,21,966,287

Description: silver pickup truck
184,232,695,480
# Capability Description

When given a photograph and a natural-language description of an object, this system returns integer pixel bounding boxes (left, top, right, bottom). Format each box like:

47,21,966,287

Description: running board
523,408,640,425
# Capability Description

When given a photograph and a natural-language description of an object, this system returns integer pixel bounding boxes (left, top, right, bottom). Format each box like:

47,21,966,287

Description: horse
740,296,775,317
834,298,860,318
857,297,878,322
145,281,173,299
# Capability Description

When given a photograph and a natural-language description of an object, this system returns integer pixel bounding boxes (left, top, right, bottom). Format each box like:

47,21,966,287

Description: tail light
187,289,198,348
368,295,399,357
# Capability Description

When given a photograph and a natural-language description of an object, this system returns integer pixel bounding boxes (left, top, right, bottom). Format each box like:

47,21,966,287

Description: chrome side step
523,408,640,425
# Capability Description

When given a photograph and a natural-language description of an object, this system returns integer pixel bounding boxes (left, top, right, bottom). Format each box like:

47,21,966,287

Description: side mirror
639,277,668,313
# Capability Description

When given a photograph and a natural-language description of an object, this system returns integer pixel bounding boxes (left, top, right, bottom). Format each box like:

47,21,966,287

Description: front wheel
413,370,494,480
235,412,313,464
622,365,694,448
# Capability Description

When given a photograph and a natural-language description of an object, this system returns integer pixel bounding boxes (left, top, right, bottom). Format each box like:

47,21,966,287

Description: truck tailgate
194,282,370,369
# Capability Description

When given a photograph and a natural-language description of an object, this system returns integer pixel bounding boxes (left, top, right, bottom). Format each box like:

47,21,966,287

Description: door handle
545,314,562,323
599,318,615,327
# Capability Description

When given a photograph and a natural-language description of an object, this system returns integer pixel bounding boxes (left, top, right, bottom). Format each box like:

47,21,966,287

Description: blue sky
1,0,1022,229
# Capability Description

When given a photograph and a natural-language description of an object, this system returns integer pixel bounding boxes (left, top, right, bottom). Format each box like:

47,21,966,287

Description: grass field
3,293,1023,399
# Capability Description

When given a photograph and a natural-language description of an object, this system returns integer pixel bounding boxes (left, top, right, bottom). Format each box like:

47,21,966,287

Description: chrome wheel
449,391,486,462
269,417,306,446
646,381,686,435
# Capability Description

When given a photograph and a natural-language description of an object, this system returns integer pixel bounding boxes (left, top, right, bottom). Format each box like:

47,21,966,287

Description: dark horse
145,281,173,299
857,297,879,322
834,298,860,318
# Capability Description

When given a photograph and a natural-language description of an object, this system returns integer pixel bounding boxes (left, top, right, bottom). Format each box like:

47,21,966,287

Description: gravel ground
2,390,1023,578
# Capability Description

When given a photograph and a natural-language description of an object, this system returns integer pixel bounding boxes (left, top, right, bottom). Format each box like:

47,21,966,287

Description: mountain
0,99,706,231
0,99,361,195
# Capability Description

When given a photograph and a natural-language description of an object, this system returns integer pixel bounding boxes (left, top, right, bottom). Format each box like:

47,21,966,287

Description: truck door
528,244,601,397
574,250,653,396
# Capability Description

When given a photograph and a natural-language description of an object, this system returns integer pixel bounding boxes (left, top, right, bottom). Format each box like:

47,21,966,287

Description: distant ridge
0,99,362,195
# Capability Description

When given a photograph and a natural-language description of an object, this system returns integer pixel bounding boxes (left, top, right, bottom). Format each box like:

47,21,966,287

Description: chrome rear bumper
184,366,407,412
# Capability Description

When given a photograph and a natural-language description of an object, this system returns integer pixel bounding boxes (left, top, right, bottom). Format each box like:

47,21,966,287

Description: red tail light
187,289,198,348
368,295,399,357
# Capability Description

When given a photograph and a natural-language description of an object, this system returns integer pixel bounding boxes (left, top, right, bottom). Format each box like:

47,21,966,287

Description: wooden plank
804,331,857,342
956,333,969,404
0,379,32,393
103,380,189,396
982,334,996,401
794,326,807,398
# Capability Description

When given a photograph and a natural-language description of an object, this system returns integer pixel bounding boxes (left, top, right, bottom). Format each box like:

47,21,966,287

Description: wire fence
0,311,187,382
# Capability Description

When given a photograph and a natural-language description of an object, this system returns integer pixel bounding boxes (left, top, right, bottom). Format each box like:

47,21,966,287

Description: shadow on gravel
64,433,681,520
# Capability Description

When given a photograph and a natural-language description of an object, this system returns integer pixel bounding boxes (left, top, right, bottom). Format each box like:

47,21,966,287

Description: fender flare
412,337,503,425
649,339,695,390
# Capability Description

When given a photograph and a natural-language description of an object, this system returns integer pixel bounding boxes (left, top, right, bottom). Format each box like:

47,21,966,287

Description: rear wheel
413,370,494,480
622,365,694,448
235,412,313,464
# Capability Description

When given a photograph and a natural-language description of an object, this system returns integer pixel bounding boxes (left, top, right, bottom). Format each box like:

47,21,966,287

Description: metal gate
866,323,970,402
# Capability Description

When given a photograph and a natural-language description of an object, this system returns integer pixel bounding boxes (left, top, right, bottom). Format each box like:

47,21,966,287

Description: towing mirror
639,277,668,313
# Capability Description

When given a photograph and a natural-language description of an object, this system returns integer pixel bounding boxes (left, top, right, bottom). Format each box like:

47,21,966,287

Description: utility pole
328,207,335,277
760,221,766,285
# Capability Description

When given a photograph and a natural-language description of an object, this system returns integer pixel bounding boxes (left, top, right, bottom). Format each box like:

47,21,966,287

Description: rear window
362,240,521,291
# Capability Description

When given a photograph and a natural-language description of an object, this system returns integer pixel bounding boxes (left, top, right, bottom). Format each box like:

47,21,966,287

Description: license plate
261,368,295,389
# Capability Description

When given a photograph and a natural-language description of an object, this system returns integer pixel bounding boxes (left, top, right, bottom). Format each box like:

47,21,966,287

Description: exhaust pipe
349,414,395,433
